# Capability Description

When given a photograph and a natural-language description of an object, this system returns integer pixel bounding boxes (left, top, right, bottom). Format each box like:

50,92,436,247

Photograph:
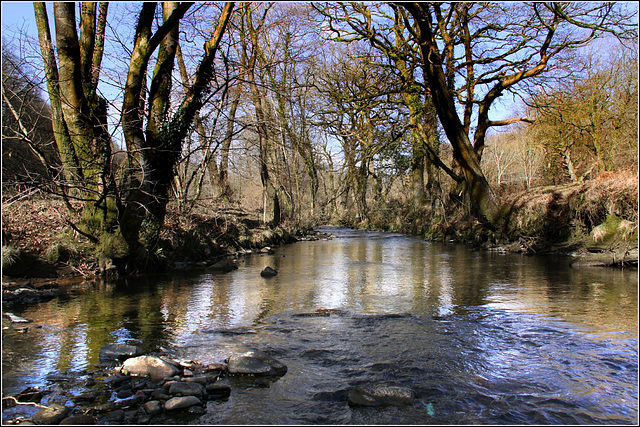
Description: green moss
97,231,130,259
44,243,71,263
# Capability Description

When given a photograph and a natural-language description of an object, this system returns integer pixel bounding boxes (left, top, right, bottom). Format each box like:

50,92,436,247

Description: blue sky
2,1,573,151
2,2,40,33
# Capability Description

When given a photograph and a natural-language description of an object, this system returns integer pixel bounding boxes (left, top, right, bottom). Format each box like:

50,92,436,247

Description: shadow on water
2,226,638,424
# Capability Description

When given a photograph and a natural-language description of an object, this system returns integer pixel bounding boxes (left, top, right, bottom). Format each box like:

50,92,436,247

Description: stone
348,384,416,407
182,376,207,385
260,266,278,278
227,349,287,376
164,396,202,411
162,381,178,391
104,375,129,386
206,383,231,400
121,356,180,381
206,259,238,273
168,381,205,397
59,414,97,425
99,344,145,363
100,409,124,423
71,391,99,404
31,404,71,425
150,389,170,400
143,400,163,415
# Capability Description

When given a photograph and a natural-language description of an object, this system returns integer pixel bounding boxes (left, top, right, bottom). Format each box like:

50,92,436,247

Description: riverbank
347,173,639,267
2,197,323,296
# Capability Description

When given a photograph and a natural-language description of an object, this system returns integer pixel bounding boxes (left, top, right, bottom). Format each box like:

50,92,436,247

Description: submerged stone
2,312,30,323
227,349,287,376
31,403,71,424
206,382,231,399
348,384,416,407
99,344,145,363
206,258,238,273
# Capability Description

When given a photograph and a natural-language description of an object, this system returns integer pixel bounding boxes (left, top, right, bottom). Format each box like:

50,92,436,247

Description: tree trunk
403,3,503,228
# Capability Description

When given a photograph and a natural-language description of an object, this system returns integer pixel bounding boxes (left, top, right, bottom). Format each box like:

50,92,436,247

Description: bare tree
400,2,637,227
34,1,234,269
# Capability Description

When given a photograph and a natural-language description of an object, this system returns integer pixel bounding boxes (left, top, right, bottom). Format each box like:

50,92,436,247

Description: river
2,226,638,424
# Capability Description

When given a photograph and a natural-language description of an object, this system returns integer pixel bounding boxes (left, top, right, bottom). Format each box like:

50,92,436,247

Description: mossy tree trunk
36,2,234,269
121,2,234,256
35,2,118,239
402,3,504,227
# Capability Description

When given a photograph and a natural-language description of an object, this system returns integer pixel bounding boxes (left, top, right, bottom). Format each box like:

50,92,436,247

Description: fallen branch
2,396,51,410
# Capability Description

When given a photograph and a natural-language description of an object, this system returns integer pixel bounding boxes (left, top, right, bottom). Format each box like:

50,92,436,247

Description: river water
2,226,638,424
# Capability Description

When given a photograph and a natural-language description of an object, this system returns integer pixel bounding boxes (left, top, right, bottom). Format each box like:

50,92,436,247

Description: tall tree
400,2,636,227
35,1,234,270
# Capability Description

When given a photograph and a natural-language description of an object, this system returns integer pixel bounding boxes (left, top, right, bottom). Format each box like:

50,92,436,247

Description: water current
2,226,638,424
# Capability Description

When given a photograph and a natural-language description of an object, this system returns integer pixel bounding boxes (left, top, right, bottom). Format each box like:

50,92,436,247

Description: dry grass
501,171,638,244
2,196,82,256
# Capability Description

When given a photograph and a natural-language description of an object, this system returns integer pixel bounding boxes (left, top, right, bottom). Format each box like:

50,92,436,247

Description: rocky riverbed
1,343,283,425
2,329,416,425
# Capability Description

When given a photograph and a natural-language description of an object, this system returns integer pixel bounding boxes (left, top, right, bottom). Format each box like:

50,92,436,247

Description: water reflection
2,226,637,423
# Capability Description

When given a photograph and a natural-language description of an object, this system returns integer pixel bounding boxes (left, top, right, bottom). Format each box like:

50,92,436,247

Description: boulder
59,414,97,425
260,266,278,278
168,381,205,397
206,258,238,273
164,396,202,411
99,344,145,363
227,349,287,376
206,382,231,400
31,403,71,424
121,356,180,381
348,384,416,407
143,400,163,415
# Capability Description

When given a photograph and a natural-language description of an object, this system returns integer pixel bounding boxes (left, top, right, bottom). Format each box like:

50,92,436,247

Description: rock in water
32,403,71,424
206,382,231,400
143,400,163,415
121,356,180,381
164,396,202,411
207,258,238,273
348,384,416,407
99,344,145,363
168,381,205,397
59,414,97,425
260,266,278,278
227,349,287,376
